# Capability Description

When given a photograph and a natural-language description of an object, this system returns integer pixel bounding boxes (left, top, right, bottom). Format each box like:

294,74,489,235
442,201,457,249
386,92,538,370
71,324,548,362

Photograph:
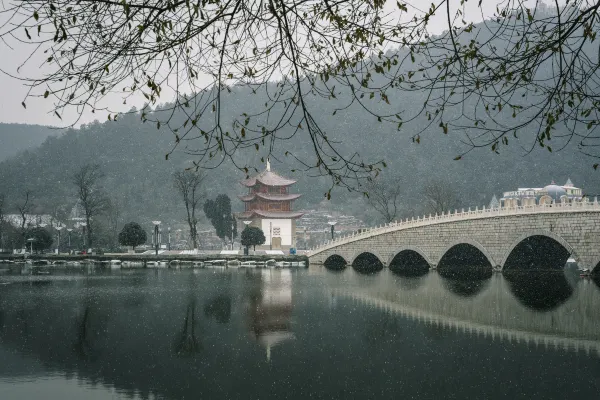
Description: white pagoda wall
261,219,293,246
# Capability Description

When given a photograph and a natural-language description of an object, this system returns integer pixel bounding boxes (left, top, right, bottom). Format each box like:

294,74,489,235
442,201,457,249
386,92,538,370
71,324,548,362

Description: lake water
0,265,599,399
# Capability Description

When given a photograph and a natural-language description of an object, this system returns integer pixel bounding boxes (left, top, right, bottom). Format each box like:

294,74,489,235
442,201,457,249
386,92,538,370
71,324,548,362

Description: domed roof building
542,181,567,201
499,178,584,207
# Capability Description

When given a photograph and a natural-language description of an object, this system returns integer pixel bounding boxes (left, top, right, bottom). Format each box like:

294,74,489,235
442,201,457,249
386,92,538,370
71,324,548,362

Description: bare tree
423,180,459,215
16,190,34,232
73,164,109,248
173,170,206,250
364,178,402,223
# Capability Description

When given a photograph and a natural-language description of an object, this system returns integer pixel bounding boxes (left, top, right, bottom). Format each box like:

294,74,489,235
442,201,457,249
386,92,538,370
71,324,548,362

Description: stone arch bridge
309,202,600,272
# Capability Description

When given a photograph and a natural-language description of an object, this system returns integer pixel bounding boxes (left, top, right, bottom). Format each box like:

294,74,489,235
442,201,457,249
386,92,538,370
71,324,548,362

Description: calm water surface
0,265,599,399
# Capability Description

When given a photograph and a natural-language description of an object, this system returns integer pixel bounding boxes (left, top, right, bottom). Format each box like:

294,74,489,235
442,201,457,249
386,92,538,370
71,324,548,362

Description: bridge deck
311,202,600,257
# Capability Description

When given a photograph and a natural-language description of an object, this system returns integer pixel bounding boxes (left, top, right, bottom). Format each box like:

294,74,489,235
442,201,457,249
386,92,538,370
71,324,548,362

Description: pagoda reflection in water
246,269,294,361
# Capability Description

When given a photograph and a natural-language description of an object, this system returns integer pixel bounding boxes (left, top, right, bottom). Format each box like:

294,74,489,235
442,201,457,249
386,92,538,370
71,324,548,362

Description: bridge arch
323,254,348,270
387,246,433,268
350,251,385,274
438,239,497,267
500,230,575,270
590,258,600,276
349,250,385,267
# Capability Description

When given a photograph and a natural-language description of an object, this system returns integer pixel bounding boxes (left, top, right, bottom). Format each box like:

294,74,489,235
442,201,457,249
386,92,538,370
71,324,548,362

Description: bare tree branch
422,179,459,215
16,189,34,232
73,164,109,248
173,169,206,249
364,177,402,223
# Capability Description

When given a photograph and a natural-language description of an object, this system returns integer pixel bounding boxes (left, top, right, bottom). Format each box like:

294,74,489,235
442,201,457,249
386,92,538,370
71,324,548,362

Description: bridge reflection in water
318,267,600,356
0,267,599,399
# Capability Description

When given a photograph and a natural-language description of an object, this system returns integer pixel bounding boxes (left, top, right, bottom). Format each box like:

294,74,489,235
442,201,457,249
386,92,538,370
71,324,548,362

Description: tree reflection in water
174,299,201,357
203,295,232,323
504,271,574,311
73,307,94,361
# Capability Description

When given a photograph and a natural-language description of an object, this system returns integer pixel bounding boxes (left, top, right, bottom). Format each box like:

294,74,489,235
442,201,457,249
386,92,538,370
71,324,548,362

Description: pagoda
236,160,303,251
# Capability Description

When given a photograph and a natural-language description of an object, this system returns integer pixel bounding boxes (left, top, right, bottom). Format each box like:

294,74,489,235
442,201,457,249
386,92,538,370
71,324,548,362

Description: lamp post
243,220,252,255
231,219,235,250
67,228,73,253
168,227,171,251
27,238,35,254
56,226,63,254
223,213,235,250
152,221,161,256
327,221,337,241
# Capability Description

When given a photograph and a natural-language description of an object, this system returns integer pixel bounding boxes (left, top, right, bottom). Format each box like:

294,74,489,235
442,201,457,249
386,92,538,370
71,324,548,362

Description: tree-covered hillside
0,86,598,231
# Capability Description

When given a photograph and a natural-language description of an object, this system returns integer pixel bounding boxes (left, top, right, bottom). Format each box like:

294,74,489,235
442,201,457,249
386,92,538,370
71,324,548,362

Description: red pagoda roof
238,193,302,202
240,169,296,187
236,210,304,219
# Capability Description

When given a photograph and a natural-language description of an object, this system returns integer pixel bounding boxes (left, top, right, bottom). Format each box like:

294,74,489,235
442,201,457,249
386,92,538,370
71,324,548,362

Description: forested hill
1,12,600,226
0,98,597,228
0,123,60,161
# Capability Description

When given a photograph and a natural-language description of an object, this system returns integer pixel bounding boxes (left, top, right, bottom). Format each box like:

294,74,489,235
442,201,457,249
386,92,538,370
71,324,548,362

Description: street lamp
231,219,235,250
243,220,252,255
152,221,161,256
327,221,337,241
168,227,171,251
56,226,63,254
26,238,35,254
223,213,234,250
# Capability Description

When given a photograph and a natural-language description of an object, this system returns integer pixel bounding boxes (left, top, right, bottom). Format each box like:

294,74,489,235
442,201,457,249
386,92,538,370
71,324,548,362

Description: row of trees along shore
0,164,268,252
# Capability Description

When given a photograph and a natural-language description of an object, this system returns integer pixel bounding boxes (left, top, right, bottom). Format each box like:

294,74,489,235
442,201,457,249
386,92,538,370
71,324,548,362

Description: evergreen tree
203,195,237,244
241,226,266,251
25,227,53,252
118,222,147,250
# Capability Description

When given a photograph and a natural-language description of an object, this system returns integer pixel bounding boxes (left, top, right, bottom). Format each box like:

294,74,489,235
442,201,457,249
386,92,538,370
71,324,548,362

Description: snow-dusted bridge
309,202,600,272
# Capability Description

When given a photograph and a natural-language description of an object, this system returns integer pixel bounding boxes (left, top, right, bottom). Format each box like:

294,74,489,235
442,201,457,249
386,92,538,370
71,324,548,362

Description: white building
499,178,584,207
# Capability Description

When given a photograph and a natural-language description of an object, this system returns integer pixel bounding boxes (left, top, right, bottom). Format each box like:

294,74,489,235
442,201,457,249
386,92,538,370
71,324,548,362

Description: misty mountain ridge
0,123,61,161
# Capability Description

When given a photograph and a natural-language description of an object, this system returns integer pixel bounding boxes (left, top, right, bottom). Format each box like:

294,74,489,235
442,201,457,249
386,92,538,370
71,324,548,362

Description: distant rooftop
240,168,296,187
